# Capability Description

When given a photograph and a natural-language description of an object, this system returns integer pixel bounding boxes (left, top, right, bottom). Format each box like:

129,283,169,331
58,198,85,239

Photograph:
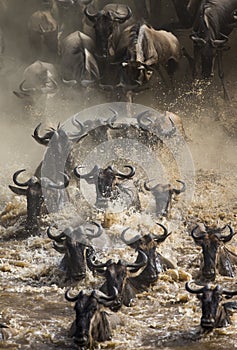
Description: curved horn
65,289,83,302
96,287,118,305
219,225,236,243
62,78,77,86
107,108,118,128
86,249,112,271
47,226,66,242
121,227,141,245
41,173,70,189
112,165,135,179
160,117,176,137
12,169,31,187
32,123,54,146
74,165,98,179
222,288,237,297
85,221,103,238
153,223,171,243
144,179,157,191
191,225,206,240
136,110,153,129
211,38,228,48
99,83,115,91
84,6,98,21
125,249,148,270
185,281,206,294
53,241,65,253
190,34,206,45
112,6,132,22
172,180,186,194
19,80,37,93
71,116,86,135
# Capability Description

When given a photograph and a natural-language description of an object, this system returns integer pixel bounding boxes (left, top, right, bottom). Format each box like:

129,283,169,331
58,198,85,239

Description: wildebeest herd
1,0,237,349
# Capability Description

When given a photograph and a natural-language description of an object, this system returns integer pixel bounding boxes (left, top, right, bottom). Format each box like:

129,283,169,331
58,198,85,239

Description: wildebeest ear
9,185,27,196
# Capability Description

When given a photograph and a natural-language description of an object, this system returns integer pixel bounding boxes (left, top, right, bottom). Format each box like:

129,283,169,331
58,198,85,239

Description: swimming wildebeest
185,280,237,331
65,286,118,348
191,224,237,281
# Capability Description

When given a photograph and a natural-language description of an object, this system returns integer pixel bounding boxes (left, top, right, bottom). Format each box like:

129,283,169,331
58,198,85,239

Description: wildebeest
60,30,100,86
144,179,186,217
65,286,118,348
13,60,61,111
47,221,102,281
185,281,237,331
121,223,175,291
70,108,117,142
191,224,237,281
86,249,148,311
190,0,237,98
115,22,182,100
9,169,69,234
74,164,137,209
28,8,59,60
84,3,132,59
137,110,180,138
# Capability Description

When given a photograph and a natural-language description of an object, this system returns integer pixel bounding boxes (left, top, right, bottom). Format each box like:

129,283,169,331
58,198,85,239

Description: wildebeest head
118,61,154,91
144,179,186,217
86,249,148,311
191,224,236,281
9,169,69,234
13,61,58,103
65,287,118,347
185,281,237,330
74,164,135,206
84,4,132,58
121,223,172,290
47,222,102,281
137,110,177,138
32,122,59,146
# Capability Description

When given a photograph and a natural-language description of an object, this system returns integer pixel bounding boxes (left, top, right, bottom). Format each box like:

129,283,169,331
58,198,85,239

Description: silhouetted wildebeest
191,224,237,281
185,281,237,331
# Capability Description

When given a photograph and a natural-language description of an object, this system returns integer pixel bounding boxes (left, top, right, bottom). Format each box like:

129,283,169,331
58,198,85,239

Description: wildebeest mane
128,22,156,64
128,22,142,60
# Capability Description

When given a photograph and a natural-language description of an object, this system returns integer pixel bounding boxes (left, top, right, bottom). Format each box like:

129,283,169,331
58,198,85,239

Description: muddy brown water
1,3,237,350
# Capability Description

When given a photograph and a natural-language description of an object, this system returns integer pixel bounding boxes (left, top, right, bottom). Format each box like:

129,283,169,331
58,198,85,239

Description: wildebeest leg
182,47,195,75
217,49,230,101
